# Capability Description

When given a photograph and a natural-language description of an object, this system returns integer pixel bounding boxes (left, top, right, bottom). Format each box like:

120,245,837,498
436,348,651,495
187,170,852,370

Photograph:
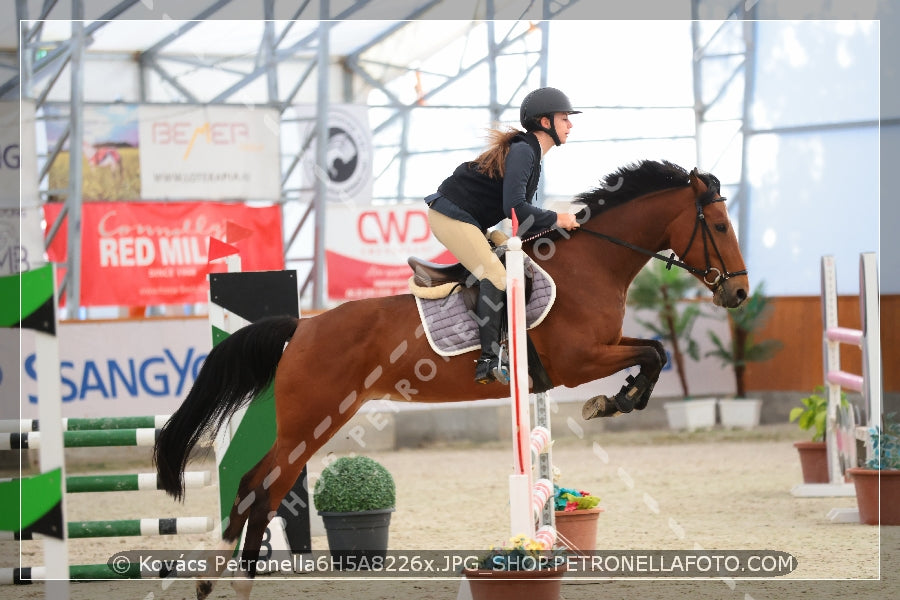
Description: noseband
573,187,748,292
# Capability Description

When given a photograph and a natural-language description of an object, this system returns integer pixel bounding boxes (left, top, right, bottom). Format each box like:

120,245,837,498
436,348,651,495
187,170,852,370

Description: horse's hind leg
193,448,289,600
194,538,240,600
210,440,313,600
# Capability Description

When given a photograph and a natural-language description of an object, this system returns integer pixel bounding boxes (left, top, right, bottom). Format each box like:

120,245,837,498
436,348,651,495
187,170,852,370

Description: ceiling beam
140,0,235,57
344,0,442,61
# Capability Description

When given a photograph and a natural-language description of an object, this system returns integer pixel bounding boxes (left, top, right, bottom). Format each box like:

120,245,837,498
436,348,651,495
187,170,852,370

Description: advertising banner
139,105,281,200
43,104,281,201
326,203,453,300
2,100,37,204
1,318,210,420
0,102,44,276
0,206,45,276
0,102,21,201
43,201,284,306
295,104,373,204
44,104,142,201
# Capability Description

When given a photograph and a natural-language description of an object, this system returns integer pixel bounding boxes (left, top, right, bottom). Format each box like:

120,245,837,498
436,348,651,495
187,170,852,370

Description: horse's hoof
196,580,213,600
582,395,621,420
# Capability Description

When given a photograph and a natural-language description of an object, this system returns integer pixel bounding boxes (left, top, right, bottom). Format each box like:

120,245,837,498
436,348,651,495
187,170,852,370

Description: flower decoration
475,534,567,571
865,413,900,470
552,466,602,512
554,485,601,512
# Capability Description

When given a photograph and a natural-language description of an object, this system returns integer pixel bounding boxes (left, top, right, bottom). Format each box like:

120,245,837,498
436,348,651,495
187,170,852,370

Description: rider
424,87,581,384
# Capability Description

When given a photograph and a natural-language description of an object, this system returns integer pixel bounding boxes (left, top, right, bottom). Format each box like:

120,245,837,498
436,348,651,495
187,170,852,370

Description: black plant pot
318,508,394,568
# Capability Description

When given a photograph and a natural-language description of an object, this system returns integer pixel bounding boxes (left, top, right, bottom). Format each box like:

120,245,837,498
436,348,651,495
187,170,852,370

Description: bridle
566,186,748,291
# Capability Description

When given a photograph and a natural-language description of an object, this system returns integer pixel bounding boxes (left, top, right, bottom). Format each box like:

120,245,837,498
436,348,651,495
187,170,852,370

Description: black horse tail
153,315,299,500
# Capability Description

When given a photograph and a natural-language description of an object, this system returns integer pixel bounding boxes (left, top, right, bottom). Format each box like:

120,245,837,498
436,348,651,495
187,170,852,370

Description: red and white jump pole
506,211,555,549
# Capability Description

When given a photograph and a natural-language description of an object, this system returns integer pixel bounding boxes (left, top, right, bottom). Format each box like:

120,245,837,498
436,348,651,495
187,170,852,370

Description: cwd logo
357,210,430,244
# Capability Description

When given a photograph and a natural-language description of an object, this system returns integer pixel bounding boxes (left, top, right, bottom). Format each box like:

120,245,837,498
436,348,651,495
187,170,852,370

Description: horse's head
667,168,749,308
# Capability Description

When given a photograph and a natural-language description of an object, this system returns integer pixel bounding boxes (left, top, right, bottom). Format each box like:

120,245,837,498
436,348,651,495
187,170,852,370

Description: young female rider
424,87,582,384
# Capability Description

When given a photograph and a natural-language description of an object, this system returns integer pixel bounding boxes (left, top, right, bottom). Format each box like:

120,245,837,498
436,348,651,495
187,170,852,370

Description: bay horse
153,159,749,598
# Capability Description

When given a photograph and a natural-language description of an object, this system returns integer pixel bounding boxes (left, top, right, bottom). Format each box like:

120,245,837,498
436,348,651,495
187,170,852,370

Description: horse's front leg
617,336,667,409
581,337,666,420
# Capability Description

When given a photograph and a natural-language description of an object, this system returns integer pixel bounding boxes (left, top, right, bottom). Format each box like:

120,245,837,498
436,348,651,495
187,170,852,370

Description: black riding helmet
519,87,581,146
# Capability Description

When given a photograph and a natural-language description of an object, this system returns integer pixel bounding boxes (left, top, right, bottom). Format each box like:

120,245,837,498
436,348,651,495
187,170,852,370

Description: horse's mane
525,160,692,244
573,159,691,217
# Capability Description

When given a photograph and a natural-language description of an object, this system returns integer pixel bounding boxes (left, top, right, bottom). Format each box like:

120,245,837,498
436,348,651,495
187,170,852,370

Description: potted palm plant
627,261,714,430
846,413,900,525
706,282,783,428
313,455,395,566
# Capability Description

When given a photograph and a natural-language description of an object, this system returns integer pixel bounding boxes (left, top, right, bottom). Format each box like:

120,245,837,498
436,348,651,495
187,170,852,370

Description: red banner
43,202,283,306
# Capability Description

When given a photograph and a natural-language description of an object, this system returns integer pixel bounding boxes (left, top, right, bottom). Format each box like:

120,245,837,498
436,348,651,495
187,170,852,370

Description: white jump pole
793,253,881,508
857,253,881,435
506,220,534,539
819,253,881,522
505,212,555,549
35,266,69,597
457,217,555,600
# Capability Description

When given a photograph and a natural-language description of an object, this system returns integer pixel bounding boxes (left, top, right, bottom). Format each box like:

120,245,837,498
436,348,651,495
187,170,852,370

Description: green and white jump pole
206,244,311,568
0,264,69,596
0,267,216,585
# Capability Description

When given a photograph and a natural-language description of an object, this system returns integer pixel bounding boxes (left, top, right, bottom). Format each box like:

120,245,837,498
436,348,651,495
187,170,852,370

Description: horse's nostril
736,288,748,302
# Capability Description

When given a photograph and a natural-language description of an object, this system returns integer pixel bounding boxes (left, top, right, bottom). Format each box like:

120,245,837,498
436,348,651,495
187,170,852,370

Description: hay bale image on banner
44,104,141,201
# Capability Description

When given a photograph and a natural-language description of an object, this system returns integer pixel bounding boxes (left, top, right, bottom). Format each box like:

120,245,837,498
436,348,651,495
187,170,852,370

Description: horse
84,143,123,178
153,159,749,598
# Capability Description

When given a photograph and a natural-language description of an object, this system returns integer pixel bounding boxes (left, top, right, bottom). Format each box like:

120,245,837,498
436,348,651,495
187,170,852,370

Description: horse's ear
689,167,707,196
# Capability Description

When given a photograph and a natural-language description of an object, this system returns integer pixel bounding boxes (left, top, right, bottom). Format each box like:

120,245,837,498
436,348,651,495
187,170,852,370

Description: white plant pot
663,398,718,431
718,398,762,429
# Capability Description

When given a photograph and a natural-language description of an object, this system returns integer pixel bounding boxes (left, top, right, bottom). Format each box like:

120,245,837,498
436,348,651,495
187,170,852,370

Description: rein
537,188,748,290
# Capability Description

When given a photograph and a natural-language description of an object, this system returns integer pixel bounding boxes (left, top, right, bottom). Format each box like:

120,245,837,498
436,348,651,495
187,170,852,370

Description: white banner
0,310,737,422
139,105,281,200
1,318,210,420
0,206,45,276
0,101,37,206
325,203,453,300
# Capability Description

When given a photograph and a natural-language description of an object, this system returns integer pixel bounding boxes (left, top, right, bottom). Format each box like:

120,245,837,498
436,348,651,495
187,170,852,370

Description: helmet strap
535,114,562,146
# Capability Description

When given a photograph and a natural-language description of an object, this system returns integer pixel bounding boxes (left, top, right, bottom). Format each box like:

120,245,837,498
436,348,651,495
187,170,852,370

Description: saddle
407,245,534,312
408,243,558,393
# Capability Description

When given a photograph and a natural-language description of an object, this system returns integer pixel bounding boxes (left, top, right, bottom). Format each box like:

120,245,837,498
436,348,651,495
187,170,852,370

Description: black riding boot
473,280,509,385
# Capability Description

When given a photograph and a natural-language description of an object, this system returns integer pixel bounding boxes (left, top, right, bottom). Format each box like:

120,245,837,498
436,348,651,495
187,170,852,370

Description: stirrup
491,361,510,385
474,357,509,385
492,344,510,385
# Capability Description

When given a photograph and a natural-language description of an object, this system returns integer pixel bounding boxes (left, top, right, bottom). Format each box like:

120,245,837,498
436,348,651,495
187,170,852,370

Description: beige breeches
427,208,506,290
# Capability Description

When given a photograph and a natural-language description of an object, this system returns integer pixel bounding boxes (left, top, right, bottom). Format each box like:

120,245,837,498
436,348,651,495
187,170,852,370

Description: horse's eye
715,223,728,233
